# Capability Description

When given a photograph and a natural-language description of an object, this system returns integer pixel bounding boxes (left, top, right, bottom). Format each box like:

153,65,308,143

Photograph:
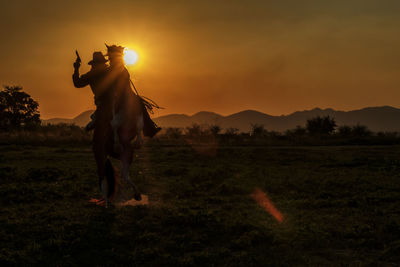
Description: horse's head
105,44,125,66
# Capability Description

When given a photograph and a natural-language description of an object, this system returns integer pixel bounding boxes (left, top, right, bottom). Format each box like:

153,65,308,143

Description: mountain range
42,106,400,132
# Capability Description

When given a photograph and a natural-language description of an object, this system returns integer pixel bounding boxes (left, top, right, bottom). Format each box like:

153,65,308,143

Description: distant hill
42,110,95,127
43,106,400,132
72,110,94,126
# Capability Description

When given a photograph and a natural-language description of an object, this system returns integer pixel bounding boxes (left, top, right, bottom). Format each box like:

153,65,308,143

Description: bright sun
123,48,138,66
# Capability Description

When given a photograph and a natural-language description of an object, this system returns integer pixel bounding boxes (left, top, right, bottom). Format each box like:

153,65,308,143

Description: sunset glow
1,0,400,120
123,48,138,66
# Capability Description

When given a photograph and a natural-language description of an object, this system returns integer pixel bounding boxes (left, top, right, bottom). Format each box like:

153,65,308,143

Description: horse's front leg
132,114,144,149
111,113,123,154
120,135,142,201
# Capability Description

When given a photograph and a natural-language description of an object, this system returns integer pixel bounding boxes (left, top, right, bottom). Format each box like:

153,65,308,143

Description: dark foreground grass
1,144,400,266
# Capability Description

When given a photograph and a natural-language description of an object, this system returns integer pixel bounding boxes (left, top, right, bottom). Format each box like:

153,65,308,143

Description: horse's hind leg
100,179,109,208
93,143,109,207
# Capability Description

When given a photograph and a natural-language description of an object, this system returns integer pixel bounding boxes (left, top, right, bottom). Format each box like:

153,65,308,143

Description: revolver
75,50,81,64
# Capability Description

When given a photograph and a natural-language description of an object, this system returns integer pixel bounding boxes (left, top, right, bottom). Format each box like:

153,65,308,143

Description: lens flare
124,48,138,65
251,188,284,223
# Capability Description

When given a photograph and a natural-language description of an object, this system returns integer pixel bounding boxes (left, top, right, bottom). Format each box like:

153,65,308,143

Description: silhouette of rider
72,51,109,131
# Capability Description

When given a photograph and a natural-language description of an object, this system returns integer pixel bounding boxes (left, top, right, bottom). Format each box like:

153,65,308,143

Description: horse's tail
105,158,119,201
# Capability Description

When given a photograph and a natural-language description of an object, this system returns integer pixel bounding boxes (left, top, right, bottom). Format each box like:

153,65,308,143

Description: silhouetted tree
209,125,221,136
286,125,306,139
185,124,202,137
294,125,307,136
165,127,183,139
337,125,352,137
225,127,239,135
267,130,282,139
0,86,40,130
306,116,336,135
224,127,239,137
352,124,371,137
251,124,267,137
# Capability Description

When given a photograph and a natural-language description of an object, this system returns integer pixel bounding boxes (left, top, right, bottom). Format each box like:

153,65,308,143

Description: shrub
251,124,267,137
352,124,371,137
306,116,336,135
224,128,239,136
164,127,183,139
337,125,352,137
209,125,221,136
185,124,203,137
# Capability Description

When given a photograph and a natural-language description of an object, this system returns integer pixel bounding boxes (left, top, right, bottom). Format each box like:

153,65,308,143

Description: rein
129,79,163,114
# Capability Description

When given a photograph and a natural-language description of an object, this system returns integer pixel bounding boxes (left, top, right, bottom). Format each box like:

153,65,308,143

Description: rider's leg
142,107,161,138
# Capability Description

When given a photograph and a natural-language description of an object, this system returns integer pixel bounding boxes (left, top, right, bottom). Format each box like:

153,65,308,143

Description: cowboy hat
88,51,108,65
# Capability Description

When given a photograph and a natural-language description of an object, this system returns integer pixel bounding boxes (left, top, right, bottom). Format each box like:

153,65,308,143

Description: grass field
1,143,400,266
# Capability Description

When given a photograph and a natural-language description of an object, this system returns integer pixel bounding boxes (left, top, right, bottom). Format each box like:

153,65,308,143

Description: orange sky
1,0,400,119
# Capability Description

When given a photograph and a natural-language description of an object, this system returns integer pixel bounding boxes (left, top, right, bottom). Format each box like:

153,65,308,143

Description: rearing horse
93,47,144,207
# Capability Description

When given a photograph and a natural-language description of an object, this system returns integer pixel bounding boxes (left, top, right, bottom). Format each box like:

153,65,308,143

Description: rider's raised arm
72,68,92,88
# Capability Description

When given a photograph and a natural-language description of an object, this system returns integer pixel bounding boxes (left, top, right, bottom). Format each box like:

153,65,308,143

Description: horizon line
41,105,399,120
